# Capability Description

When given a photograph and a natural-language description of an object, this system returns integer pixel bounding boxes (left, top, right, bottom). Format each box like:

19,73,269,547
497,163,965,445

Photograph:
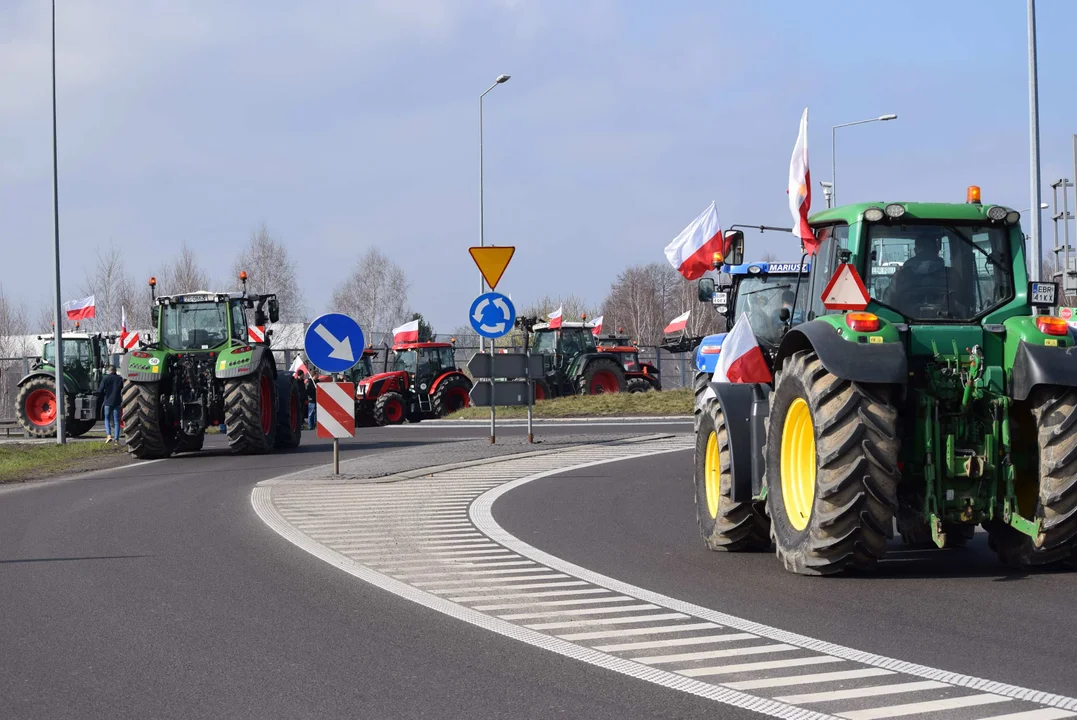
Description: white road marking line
349,548,511,559
594,633,759,652
678,656,845,678
498,604,659,621
412,573,570,587
774,680,949,704
341,541,497,551
448,587,605,601
975,710,1077,720
525,612,688,631
369,554,513,567
557,622,720,641
377,560,536,572
836,693,1012,719
396,567,559,579
472,596,636,611
637,643,798,665
727,668,895,690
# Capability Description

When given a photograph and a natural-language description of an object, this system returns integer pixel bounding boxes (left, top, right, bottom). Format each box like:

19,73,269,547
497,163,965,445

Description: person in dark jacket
98,365,124,444
304,373,317,430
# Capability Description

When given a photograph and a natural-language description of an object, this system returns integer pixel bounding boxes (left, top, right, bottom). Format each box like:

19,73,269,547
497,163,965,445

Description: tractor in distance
694,186,1077,574
120,272,304,458
15,331,118,438
355,342,472,425
527,319,626,398
595,331,661,392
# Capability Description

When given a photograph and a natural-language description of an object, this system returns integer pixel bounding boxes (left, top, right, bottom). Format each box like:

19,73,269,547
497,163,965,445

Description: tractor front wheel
224,361,277,454
987,386,1077,568
431,375,472,417
694,396,770,552
626,378,652,394
16,377,71,438
274,373,303,449
122,381,176,459
764,350,899,575
577,358,625,395
374,392,407,426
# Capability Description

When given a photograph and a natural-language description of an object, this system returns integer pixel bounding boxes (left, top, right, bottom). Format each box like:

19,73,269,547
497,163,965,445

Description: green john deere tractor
695,186,1077,573
526,320,626,398
120,274,304,458
15,332,116,438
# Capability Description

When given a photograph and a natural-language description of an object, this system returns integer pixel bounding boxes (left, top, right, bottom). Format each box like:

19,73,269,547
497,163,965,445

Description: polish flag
664,201,724,281
119,306,140,350
663,310,691,335
590,315,604,336
289,355,310,378
63,295,96,321
714,313,773,384
548,306,563,329
787,108,817,255
393,319,420,344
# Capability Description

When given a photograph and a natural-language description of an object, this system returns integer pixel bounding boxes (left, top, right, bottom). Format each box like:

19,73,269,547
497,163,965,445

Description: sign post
304,313,365,474
468,352,544,444
469,291,516,444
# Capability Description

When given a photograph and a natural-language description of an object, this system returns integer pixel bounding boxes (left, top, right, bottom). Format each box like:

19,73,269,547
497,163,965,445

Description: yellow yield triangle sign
469,246,515,290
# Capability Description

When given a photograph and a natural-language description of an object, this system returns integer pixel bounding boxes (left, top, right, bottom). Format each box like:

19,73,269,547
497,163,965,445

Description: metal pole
51,0,65,445
1052,182,1060,276
831,126,837,207
1064,180,1071,302
1071,136,1077,296
526,344,533,444
333,438,339,475
1027,0,1044,282
489,337,495,444
479,91,486,353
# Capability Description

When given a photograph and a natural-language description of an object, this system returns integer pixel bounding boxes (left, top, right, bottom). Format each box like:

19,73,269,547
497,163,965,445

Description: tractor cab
595,334,661,392
343,348,378,384
40,334,106,390
155,291,278,352
528,322,625,396
355,342,472,426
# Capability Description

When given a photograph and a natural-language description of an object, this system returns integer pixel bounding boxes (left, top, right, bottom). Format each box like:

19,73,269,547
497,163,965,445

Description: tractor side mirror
697,278,715,303
267,298,280,323
724,231,745,266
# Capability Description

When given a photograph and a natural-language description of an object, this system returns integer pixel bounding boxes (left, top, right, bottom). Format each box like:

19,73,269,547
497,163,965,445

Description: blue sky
3,0,1077,332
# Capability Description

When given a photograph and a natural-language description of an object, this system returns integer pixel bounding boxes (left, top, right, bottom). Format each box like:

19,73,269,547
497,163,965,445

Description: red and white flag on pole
714,314,773,384
590,315,604,336
64,295,96,321
119,306,140,349
393,319,420,344
289,355,310,378
787,108,817,255
547,306,563,329
664,201,724,280
663,310,691,335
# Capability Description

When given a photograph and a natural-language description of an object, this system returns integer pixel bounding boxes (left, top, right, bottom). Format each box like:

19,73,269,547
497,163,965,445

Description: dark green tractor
15,332,115,438
120,274,304,458
695,187,1077,573
528,322,626,399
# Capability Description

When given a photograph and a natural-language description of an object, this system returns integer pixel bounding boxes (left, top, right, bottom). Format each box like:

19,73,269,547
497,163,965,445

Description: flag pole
51,0,66,445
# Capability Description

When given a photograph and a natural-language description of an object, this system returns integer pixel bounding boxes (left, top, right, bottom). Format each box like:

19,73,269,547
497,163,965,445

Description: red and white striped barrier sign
316,382,355,439
248,325,266,343
120,332,140,350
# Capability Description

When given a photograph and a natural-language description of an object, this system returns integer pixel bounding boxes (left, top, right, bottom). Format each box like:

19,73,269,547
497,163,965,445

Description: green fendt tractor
15,332,115,438
120,273,304,458
695,186,1077,574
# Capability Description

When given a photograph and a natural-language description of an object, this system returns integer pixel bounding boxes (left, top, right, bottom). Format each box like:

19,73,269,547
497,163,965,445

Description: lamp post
831,114,898,206
51,0,65,445
1027,0,1044,281
478,74,510,352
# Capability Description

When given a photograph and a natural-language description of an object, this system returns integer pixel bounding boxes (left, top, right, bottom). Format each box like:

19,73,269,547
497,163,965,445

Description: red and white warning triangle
820,263,870,311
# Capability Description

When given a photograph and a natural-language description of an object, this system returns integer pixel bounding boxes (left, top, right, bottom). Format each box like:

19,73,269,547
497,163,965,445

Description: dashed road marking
253,437,1077,720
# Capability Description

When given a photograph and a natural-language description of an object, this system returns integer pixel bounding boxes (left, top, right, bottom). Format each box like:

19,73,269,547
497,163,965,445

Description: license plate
1030,281,1057,306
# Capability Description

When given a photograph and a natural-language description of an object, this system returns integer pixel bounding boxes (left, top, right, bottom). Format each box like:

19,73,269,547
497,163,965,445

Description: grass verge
446,387,693,420
0,442,130,484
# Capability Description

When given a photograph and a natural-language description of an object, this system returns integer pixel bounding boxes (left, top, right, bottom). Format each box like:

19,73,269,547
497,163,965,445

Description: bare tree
0,286,30,357
760,251,779,262
78,242,137,334
232,223,305,320
330,248,410,340
159,241,210,295
601,262,722,344
519,294,595,323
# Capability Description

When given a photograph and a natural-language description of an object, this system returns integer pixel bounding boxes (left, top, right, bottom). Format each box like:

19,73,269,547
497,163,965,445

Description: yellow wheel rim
780,397,816,531
704,430,720,519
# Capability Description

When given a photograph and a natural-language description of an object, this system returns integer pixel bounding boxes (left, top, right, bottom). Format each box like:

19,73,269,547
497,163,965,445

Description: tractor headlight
863,207,885,222
1005,210,1020,225
884,204,906,219
986,206,1008,221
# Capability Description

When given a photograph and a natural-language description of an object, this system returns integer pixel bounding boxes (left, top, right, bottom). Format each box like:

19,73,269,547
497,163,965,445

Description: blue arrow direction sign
470,292,515,339
304,313,366,374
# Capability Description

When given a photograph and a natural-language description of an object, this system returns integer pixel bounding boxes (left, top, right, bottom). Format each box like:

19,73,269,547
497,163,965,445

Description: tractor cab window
560,330,584,357
732,276,807,348
622,351,639,371
415,348,441,378
160,302,230,350
867,223,1013,321
531,331,557,355
43,339,93,372
437,347,456,370
231,302,247,343
392,349,418,373
807,224,849,321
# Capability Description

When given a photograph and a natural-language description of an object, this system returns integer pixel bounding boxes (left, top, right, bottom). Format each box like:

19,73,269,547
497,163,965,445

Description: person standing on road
304,372,317,430
98,365,124,444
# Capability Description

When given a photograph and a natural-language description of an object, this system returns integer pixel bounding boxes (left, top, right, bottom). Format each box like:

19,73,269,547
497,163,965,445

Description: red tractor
355,342,472,426
595,334,661,392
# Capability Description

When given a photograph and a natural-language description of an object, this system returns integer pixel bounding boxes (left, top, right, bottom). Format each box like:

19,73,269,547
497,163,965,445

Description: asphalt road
0,422,747,720
493,449,1077,699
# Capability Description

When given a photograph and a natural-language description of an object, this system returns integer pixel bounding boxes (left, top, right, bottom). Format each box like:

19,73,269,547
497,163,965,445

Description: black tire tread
431,374,472,417
122,381,174,459
274,374,303,449
626,377,652,394
224,362,275,455
15,376,69,438
374,391,407,426
576,357,626,395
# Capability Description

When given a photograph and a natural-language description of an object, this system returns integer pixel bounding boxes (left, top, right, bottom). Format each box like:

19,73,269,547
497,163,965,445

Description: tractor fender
16,369,77,389
774,320,907,385
361,372,409,400
694,333,728,373
430,370,471,396
707,381,770,502
1010,340,1077,401
120,349,169,383
215,345,267,380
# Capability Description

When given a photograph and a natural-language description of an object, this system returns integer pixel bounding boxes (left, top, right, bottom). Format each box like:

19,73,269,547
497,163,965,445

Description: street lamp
478,73,510,351
831,114,898,206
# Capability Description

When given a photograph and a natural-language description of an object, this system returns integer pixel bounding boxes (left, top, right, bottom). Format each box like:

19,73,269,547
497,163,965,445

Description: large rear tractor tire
274,373,303,449
626,377,652,394
15,376,71,438
694,396,770,552
987,387,1077,568
693,370,711,433
764,350,900,575
175,432,205,453
577,358,625,395
431,375,472,417
122,381,176,459
224,361,277,455
533,378,552,401
374,392,407,426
